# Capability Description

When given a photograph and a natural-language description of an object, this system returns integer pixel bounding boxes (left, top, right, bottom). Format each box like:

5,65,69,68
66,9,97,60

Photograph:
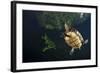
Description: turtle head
64,22,77,37
64,22,76,32
64,32,76,38
64,22,69,32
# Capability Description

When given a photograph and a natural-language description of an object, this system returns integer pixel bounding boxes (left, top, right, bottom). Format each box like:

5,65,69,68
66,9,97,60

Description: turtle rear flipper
70,48,74,55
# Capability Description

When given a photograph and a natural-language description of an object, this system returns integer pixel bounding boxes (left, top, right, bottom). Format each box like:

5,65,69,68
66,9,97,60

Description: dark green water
23,10,91,63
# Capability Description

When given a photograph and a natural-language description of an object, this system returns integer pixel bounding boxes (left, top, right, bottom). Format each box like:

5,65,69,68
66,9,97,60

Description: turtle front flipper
70,48,74,55
84,39,88,44
82,39,88,45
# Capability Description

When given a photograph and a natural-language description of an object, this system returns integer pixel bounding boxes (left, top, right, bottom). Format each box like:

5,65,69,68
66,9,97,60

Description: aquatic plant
37,12,81,30
42,33,56,52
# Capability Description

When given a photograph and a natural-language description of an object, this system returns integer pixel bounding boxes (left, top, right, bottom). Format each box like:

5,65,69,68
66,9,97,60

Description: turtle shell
64,31,82,49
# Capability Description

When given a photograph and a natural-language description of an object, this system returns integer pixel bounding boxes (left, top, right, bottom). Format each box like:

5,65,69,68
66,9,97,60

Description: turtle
64,23,88,55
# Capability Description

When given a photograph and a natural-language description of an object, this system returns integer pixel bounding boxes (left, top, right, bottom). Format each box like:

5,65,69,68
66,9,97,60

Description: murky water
23,10,91,63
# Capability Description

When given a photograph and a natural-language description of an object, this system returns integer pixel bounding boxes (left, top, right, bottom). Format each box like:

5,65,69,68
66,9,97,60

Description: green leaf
42,33,56,52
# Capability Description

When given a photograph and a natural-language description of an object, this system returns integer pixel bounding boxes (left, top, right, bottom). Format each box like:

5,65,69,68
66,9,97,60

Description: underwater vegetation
37,12,89,30
23,10,91,62
42,33,56,52
36,12,89,53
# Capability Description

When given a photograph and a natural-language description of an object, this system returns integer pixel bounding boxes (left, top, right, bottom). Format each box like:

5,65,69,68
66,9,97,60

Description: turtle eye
66,34,70,37
64,33,70,37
